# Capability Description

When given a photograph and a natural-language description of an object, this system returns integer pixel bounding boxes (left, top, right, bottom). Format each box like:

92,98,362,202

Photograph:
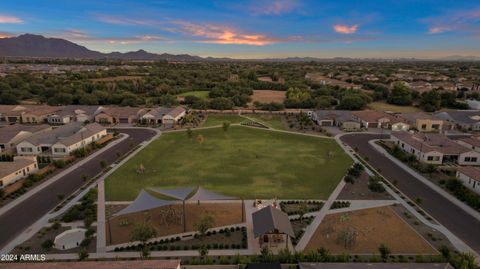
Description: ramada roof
391,131,471,155
457,166,480,182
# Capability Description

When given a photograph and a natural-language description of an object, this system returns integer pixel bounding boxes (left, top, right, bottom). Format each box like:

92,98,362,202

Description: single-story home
353,110,408,130
457,137,480,153
1,260,181,269
95,107,146,125
141,106,186,125
398,112,444,132
0,156,38,189
0,124,51,153
456,166,480,194
48,105,103,125
311,110,361,131
16,122,107,157
434,110,480,131
391,131,480,165
21,105,63,124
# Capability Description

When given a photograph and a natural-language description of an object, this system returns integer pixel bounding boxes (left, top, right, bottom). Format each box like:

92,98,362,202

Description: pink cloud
0,14,23,24
170,21,284,45
333,24,359,34
428,27,451,34
250,0,301,16
424,8,480,36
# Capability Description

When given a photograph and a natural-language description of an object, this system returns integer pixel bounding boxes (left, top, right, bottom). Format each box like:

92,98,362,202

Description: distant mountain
0,34,479,62
0,34,204,61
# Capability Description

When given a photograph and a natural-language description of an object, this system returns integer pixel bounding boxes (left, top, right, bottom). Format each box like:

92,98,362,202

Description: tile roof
458,137,480,148
0,124,51,143
314,110,357,123
0,158,36,178
435,110,480,125
0,260,181,269
457,166,480,182
352,110,396,123
392,131,471,155
23,122,105,146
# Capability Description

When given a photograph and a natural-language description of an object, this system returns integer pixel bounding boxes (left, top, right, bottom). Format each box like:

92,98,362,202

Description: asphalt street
0,128,157,250
340,133,480,254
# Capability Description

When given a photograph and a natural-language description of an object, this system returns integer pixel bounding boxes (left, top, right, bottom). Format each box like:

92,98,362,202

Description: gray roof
113,190,175,217
435,110,480,125
188,187,236,201
143,107,186,119
148,187,195,200
23,122,105,146
314,110,357,123
0,124,50,143
51,105,101,118
299,263,452,269
252,205,294,237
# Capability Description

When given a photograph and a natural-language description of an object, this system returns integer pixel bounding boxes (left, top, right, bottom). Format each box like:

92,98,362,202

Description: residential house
434,110,480,131
311,110,361,131
457,137,480,153
48,105,103,125
0,124,51,153
16,122,107,157
95,107,146,125
141,106,186,125
20,105,63,124
2,260,182,269
352,110,409,130
0,105,27,123
456,166,480,194
398,112,443,132
0,156,38,189
391,131,480,165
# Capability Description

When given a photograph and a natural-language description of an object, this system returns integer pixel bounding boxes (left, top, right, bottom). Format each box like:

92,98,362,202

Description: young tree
222,121,230,132
78,248,89,261
195,214,214,240
196,134,205,146
298,202,308,223
378,244,391,261
131,222,157,259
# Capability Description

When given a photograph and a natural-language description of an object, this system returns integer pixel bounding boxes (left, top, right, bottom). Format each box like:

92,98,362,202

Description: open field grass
305,206,437,254
105,126,352,200
202,114,246,127
176,90,210,99
368,101,421,113
245,114,286,130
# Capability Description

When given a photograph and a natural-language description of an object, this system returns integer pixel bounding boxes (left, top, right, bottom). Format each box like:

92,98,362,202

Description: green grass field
105,126,352,201
176,90,210,99
202,114,246,127
245,114,286,130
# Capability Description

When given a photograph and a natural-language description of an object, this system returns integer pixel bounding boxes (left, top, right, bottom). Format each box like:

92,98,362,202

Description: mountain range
0,34,479,62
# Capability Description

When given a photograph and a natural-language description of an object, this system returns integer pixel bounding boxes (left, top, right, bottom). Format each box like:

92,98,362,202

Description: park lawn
202,114,246,127
368,101,421,113
105,126,352,201
176,90,210,99
246,114,286,130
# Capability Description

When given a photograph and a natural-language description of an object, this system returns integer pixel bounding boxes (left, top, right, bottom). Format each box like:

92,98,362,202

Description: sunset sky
1,0,479,58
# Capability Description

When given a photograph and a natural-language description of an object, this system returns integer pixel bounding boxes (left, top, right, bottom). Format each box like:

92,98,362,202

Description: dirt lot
107,202,244,245
337,172,394,200
305,206,437,255
250,90,286,104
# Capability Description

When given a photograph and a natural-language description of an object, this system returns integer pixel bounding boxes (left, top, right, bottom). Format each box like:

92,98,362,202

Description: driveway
0,128,157,250
340,133,480,254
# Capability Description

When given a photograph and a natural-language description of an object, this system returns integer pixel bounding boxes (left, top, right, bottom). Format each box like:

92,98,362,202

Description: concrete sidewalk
370,139,480,222
0,134,129,217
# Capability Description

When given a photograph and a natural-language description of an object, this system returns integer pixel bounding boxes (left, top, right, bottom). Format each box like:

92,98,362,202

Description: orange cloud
171,21,282,45
333,24,359,34
0,15,23,24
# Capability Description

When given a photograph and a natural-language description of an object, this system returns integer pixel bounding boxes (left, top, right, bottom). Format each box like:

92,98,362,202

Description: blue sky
1,0,479,58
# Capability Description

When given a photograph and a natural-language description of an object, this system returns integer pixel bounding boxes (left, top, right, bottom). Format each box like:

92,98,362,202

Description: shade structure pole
183,200,186,233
